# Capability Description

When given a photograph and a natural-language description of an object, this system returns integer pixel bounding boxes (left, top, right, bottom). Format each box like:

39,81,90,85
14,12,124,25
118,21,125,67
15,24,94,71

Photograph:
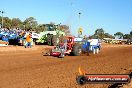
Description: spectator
2,35,9,42
25,33,32,48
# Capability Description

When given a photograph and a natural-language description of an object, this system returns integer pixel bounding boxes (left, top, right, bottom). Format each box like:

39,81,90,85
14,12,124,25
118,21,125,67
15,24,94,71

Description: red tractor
50,36,83,58
44,36,101,58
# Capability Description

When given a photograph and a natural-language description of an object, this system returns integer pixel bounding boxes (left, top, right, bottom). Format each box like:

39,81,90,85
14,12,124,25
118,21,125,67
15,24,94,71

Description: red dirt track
0,44,132,88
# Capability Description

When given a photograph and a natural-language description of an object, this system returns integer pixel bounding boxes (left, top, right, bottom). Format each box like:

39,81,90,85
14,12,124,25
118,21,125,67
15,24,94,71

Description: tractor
48,36,101,58
36,24,65,46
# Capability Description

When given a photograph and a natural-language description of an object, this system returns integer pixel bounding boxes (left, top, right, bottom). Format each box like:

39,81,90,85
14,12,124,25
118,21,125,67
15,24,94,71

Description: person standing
26,33,32,48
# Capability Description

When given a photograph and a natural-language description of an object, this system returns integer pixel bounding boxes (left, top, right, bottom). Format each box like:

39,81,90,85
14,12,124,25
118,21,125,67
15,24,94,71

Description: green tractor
36,24,65,46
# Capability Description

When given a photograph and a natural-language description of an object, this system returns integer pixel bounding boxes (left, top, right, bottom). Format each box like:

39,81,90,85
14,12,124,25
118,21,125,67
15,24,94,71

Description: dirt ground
0,44,132,88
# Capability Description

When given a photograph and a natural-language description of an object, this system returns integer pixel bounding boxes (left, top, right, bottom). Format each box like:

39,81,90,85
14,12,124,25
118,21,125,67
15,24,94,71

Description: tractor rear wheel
47,34,52,46
72,44,82,56
52,35,57,46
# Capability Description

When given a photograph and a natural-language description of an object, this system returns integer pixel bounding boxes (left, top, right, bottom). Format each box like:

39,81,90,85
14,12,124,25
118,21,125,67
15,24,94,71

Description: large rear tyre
52,35,57,46
72,44,82,56
47,34,52,46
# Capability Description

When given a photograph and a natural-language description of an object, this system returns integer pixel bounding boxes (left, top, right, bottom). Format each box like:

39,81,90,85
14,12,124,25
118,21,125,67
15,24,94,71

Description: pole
78,12,81,37
0,11,4,28
0,11,1,28
0,11,2,28
79,12,81,27
2,11,3,28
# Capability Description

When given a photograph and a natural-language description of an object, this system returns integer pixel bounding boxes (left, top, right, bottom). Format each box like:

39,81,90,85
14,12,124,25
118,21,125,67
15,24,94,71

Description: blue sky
0,0,132,36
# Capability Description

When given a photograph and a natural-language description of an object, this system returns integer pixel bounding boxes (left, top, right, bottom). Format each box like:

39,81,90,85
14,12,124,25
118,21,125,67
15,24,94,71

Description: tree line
0,16,38,30
0,16,131,39
0,16,71,35
91,28,132,39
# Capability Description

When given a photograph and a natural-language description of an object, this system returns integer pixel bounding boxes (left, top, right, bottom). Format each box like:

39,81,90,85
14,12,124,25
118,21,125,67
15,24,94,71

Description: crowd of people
0,28,33,48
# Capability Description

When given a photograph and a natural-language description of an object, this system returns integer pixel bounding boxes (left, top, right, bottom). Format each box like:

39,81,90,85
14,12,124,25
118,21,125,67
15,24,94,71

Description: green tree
104,33,114,38
3,17,12,29
89,34,96,39
94,28,105,39
36,24,45,33
114,32,123,39
123,34,131,39
0,16,1,28
24,17,38,31
130,31,132,35
11,18,23,28
123,30,132,39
